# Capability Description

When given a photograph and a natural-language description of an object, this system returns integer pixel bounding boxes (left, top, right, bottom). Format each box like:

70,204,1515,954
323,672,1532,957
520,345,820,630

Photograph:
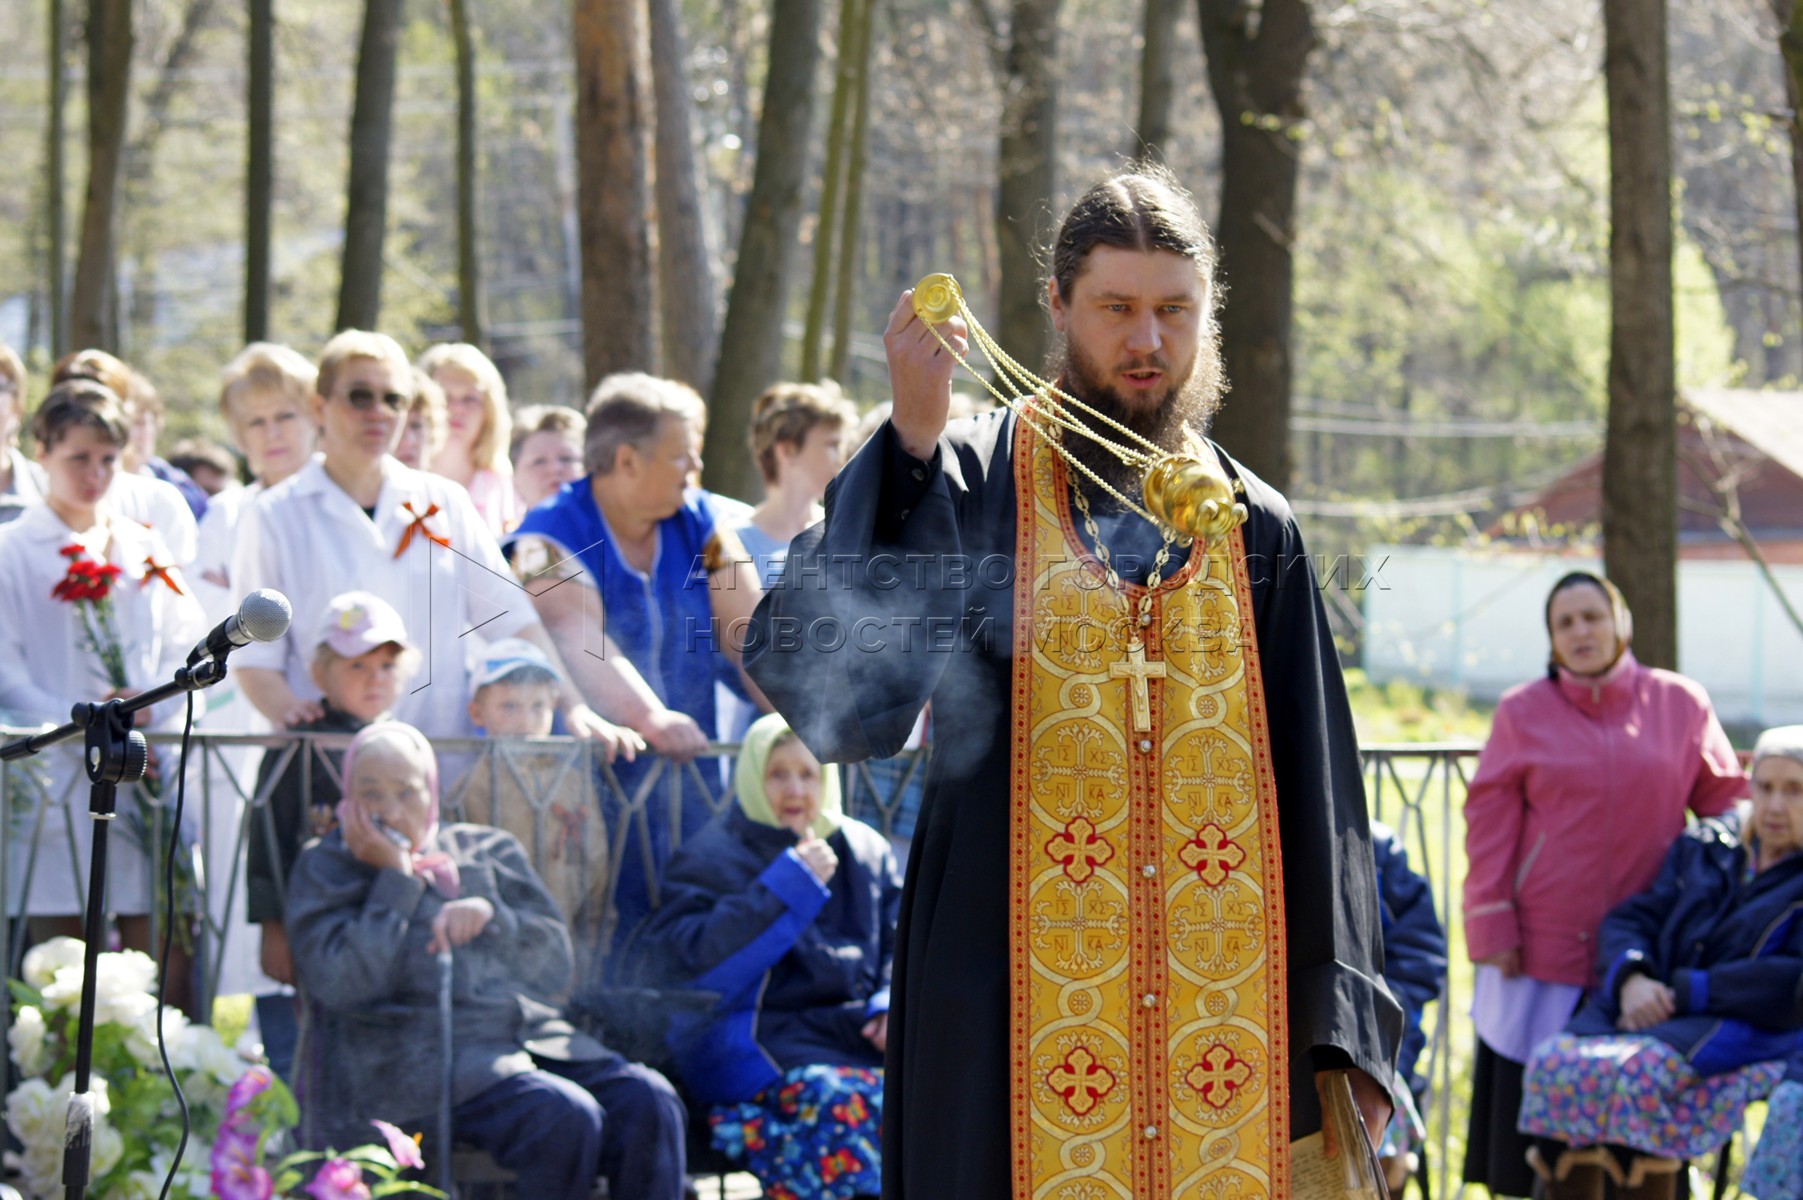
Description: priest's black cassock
744,408,1401,1199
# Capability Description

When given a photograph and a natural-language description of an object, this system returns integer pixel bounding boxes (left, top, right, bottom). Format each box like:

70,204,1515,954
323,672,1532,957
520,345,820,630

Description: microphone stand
0,656,229,1200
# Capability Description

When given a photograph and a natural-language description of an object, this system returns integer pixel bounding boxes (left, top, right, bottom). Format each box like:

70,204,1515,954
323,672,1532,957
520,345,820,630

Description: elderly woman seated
1517,725,1803,1200
286,722,685,1199
637,713,901,1200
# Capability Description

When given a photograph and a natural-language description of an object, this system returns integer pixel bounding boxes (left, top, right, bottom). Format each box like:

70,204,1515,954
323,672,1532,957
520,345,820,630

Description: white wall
1361,545,1803,726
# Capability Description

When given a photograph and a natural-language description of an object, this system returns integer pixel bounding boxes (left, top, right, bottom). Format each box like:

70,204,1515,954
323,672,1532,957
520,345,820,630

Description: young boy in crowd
247,590,416,1077
457,638,613,994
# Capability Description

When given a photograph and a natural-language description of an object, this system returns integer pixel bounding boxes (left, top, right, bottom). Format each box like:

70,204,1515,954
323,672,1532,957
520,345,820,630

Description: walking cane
437,946,454,1198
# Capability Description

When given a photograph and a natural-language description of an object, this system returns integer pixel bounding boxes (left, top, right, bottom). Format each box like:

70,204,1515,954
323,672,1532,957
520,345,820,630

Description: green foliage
1342,668,1492,746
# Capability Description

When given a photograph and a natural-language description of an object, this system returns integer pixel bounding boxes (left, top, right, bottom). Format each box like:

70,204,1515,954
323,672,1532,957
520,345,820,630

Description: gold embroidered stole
1009,416,1289,1199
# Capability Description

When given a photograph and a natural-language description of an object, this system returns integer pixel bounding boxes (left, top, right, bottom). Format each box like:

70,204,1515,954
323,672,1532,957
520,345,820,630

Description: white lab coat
0,448,46,526
108,471,200,566
231,456,537,739
189,478,278,996
0,503,208,915
192,481,261,625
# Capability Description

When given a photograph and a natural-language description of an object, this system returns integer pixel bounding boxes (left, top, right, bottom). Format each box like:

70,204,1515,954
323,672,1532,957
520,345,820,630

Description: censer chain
915,311,1175,533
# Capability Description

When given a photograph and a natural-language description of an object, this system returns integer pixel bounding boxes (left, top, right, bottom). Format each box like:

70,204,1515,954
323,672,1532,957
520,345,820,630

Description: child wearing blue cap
458,638,628,994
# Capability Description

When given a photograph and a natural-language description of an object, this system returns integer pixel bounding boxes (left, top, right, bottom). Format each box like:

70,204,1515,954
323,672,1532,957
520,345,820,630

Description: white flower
31,944,160,1023
94,949,157,998
90,1122,123,1186
37,965,82,1014
16,1140,60,1199
20,938,83,991
5,1078,61,1150
110,1171,161,1200
189,1024,244,1086
93,985,156,1032
124,1004,188,1068
7,1007,53,1078
5,1076,110,1200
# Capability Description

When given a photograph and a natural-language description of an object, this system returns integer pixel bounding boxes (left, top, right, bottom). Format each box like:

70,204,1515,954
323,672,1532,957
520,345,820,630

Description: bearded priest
744,164,1402,1200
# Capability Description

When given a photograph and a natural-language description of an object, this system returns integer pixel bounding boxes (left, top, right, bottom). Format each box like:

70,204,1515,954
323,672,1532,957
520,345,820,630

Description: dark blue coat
1570,808,1803,1075
639,805,903,1105
1373,821,1446,1090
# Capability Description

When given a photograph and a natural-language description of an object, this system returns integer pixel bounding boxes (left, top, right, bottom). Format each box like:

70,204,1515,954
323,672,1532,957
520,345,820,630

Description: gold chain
1070,465,1174,632
912,276,1167,526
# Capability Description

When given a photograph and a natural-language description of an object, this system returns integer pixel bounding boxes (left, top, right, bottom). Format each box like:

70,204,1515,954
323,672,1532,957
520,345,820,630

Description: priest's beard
1045,327,1226,508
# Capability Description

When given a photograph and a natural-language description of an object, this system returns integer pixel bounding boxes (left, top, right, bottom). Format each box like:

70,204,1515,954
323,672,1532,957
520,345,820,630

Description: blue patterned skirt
1519,1032,1782,1159
708,1064,884,1200
1742,1079,1803,1200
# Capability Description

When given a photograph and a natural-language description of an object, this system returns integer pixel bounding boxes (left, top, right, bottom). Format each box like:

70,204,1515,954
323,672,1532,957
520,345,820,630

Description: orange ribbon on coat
394,501,451,558
142,559,184,595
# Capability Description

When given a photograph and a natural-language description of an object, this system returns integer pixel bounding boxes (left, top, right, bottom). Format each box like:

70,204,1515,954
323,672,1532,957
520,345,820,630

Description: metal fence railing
1364,743,1482,1200
0,730,934,1015
0,728,1481,1194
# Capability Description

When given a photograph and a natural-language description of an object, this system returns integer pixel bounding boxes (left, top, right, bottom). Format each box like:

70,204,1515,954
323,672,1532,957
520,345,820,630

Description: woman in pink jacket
1460,571,1745,1198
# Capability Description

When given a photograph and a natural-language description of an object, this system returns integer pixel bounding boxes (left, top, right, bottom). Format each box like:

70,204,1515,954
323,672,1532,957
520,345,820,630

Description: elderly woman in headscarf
1460,571,1746,1198
638,713,903,1200
1514,725,1803,1200
285,722,685,1200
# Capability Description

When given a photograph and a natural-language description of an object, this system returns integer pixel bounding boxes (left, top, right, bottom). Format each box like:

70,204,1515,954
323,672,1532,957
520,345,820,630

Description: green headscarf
735,712,843,838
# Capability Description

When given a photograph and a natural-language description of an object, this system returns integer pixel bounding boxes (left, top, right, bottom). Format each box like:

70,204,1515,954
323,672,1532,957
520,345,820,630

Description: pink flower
210,1125,271,1200
210,1125,259,1174
224,1065,275,1122
304,1158,371,1200
370,1119,425,1170
212,1159,274,1200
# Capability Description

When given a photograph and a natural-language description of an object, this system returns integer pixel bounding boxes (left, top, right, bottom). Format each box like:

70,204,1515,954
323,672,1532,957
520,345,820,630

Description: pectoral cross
1110,638,1166,733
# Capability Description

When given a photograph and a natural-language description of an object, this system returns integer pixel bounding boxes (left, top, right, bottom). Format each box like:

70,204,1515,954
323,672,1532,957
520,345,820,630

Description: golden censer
910,272,1246,545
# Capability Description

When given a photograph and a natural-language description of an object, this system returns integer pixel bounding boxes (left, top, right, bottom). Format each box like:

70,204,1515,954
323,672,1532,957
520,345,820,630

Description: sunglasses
341,386,409,413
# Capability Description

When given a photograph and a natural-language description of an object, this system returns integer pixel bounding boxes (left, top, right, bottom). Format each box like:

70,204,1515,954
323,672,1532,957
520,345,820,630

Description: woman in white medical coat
0,380,207,960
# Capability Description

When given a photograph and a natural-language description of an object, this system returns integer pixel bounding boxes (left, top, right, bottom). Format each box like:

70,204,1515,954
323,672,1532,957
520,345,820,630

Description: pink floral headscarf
340,721,459,898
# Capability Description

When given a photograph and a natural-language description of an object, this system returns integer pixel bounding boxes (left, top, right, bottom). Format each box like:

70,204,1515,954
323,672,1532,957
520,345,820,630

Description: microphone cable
154,690,197,1200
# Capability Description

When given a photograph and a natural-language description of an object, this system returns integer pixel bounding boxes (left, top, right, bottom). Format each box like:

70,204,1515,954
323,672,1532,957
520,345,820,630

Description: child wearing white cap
457,638,623,995
247,590,417,1079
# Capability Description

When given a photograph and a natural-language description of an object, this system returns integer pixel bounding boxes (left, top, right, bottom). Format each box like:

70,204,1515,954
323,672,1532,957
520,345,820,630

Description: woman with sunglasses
231,330,636,757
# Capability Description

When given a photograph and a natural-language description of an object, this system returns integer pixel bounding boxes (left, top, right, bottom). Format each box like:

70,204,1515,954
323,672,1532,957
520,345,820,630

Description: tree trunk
69,0,132,354
829,0,878,384
1197,0,1315,493
245,0,273,343
1602,0,1678,668
121,0,217,352
128,0,217,177
1776,0,1803,354
336,0,404,333
449,0,484,346
650,0,719,395
574,0,656,386
47,0,68,357
705,0,827,501
801,0,862,382
1135,0,1180,161
994,0,1061,375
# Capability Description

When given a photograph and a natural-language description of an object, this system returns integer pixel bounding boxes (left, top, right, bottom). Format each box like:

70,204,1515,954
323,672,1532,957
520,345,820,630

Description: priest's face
1047,247,1224,497
764,736,826,837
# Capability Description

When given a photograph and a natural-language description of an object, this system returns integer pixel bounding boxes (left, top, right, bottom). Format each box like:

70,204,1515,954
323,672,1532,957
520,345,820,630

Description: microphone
186,588,293,666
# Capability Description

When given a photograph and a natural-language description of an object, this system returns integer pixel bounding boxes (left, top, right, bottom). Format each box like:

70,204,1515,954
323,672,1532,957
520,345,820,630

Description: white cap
471,637,562,693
